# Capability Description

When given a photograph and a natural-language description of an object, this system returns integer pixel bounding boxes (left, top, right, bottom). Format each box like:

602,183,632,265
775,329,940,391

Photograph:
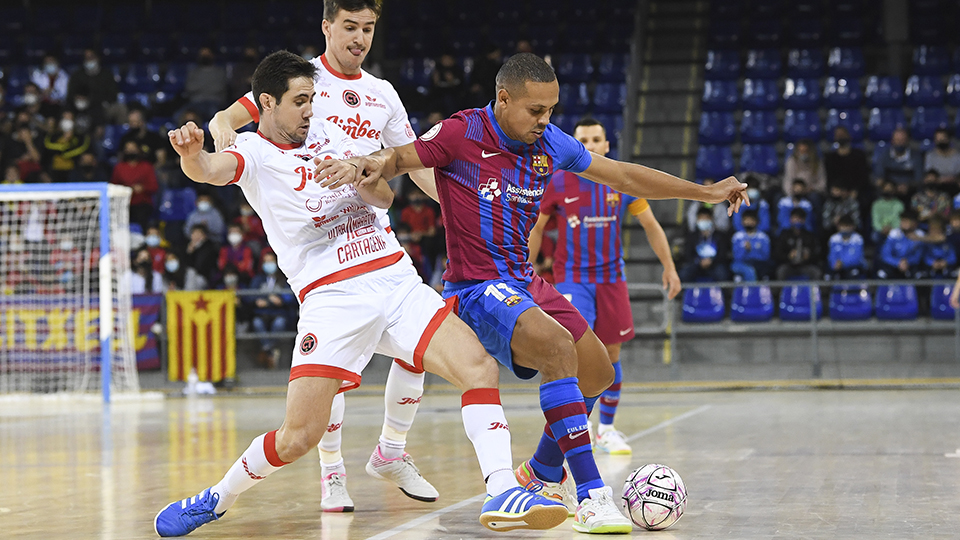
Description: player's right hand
213,129,238,152
168,122,205,158
706,176,750,216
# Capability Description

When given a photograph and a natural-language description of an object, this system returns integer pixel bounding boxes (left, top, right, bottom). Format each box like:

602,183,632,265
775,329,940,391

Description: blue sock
530,427,565,483
539,377,604,501
584,394,600,415
599,361,622,425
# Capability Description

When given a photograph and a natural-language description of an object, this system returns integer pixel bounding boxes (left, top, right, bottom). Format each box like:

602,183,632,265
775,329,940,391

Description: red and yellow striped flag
166,291,236,382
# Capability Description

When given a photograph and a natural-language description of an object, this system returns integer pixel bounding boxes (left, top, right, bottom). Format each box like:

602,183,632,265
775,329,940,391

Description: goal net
0,183,138,400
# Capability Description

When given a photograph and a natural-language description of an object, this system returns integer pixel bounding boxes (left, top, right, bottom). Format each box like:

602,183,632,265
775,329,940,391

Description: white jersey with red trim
238,54,417,233
224,118,404,302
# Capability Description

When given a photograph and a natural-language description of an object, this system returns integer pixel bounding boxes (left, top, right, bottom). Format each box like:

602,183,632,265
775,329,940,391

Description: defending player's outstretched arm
579,153,750,216
168,121,240,186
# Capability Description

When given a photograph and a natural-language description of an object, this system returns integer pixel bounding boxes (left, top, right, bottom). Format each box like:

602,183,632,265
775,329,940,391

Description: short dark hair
935,127,951,139
837,214,856,228
190,223,209,236
790,208,807,219
791,178,807,187
495,53,556,96
250,50,317,114
323,0,382,21
741,209,759,221
574,117,605,135
696,207,713,218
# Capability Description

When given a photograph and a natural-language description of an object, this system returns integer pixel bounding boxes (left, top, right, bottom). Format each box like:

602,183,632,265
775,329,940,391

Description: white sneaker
320,472,354,512
515,460,577,516
573,486,633,534
365,447,439,502
595,426,632,455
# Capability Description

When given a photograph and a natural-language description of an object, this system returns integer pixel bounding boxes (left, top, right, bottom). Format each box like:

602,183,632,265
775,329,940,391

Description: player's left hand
663,269,682,300
706,176,750,216
314,157,363,189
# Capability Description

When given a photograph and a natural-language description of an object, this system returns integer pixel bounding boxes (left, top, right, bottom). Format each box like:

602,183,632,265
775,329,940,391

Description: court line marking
365,493,486,540
625,404,712,443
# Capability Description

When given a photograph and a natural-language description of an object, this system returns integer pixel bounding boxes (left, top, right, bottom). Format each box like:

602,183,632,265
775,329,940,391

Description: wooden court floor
2,387,959,539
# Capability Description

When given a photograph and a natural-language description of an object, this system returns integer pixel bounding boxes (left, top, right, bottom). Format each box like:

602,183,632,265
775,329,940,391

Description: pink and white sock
211,430,289,514
379,360,426,459
461,388,519,497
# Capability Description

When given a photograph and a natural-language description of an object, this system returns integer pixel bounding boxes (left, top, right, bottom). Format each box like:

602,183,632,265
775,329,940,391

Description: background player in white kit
154,50,567,537
209,0,439,511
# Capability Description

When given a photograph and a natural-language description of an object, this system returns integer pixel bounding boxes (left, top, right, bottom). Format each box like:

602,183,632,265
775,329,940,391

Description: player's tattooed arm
168,122,240,186
210,101,254,152
581,154,750,216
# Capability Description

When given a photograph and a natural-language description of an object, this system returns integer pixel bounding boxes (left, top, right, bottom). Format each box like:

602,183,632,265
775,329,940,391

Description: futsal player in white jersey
154,51,566,537
209,0,439,511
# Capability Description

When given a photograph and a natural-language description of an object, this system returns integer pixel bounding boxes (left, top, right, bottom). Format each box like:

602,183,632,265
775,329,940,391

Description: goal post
0,182,138,402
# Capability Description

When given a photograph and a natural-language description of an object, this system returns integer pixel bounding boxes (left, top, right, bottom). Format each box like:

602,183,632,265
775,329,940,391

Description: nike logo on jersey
564,197,580,204
481,150,501,158
620,329,632,336
568,430,588,440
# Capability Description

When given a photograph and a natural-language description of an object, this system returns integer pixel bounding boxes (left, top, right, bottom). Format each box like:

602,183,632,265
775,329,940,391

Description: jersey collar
321,54,362,81
257,130,304,150
485,102,528,150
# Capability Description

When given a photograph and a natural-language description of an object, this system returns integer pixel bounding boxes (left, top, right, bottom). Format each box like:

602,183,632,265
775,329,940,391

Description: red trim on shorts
263,430,289,466
223,150,244,185
412,296,456,372
298,252,405,302
238,95,260,123
288,364,362,394
461,388,501,407
393,357,424,374
321,54,362,80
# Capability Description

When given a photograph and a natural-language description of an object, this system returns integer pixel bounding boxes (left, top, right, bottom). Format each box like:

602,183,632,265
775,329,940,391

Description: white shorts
289,262,454,393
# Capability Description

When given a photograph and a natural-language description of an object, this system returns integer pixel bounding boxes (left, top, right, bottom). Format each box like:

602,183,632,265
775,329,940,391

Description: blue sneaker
479,486,569,531
154,488,224,537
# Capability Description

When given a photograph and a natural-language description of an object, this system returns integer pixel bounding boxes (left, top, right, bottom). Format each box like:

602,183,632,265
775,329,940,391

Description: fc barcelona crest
531,154,551,176
606,192,621,207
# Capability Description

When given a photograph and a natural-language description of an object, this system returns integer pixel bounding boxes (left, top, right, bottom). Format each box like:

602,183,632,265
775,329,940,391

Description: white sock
379,360,425,459
211,431,287,514
460,388,519,497
598,422,614,435
318,392,345,468
321,458,346,477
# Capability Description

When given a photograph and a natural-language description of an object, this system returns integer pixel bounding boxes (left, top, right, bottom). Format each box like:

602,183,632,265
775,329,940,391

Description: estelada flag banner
166,291,235,382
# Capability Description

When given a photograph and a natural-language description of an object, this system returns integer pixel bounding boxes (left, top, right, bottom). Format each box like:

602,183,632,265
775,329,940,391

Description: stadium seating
829,286,872,320
867,107,907,142
913,45,952,76
782,109,822,142
699,112,736,145
825,108,864,141
596,54,628,82
827,47,864,78
750,19,783,47
708,20,741,48
822,77,862,108
911,106,949,140
745,49,781,78
739,110,778,143
782,78,820,109
555,54,593,83
702,80,740,111
947,74,960,107
696,145,735,179
158,188,197,222
786,48,824,78
791,19,823,47
705,50,741,80
742,78,779,110
592,83,626,114
831,16,864,45
682,287,725,323
864,75,903,107
779,285,823,321
740,144,779,175
875,285,919,320
558,83,591,115
594,114,623,146
905,75,945,107
930,285,958,321
730,286,775,322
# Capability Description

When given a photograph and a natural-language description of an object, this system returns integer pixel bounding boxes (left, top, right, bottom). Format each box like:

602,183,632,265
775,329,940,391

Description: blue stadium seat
912,16,947,46
161,63,188,94
23,35,47,62
867,108,907,142
101,35,131,63
558,83,590,115
594,114,623,146
931,285,957,321
699,112,736,145
62,34,95,63
750,19,783,47
823,77,862,108
696,146,735,178
905,75,945,107
827,47,864,78
947,74,960,107
709,20,742,47
830,16,864,45
753,0,784,17
122,64,162,94
139,33,171,62
779,285,823,321
875,285,919,320
864,75,903,107
787,48,824,78
597,54,627,82
745,49,781,78
551,114,576,136
740,110,778,143
829,286,872,320
592,83,626,114
399,58,434,88
913,45,951,76
705,50,741,80
791,18,824,46
148,3,181,31
782,77,821,109
682,287,725,323
158,188,198,222
731,286,775,322
783,109,822,142
742,78,779,110
0,36,17,63
702,80,740,111
740,144,779,175
911,106,949,140
711,0,742,20
106,5,141,32
825,108,864,142
792,0,823,18
101,124,126,157
555,54,593,83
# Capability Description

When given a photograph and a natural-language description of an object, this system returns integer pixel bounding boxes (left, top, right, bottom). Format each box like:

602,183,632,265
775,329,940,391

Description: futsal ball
620,463,687,530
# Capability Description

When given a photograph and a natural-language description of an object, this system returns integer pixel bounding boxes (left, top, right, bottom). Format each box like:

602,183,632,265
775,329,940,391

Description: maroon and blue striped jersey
541,171,649,284
414,104,592,283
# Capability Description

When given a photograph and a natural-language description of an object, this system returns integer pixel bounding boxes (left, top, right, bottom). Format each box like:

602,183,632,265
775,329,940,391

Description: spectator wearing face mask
233,201,266,254
827,215,865,281
131,247,163,294
921,217,956,279
877,210,924,279
111,140,159,231
685,178,731,233
119,109,165,163
732,177,771,233
183,194,225,240
783,139,826,196
43,111,90,183
401,188,441,260
67,153,106,183
245,252,295,369
874,128,923,195
3,111,42,179
162,253,185,292
218,224,255,282
679,207,730,282
30,55,69,105
824,127,872,197
66,50,118,123
775,208,822,281
730,210,773,281
183,224,219,290
821,185,861,240
872,181,905,244
182,47,227,121
911,169,952,222
924,128,960,190
143,225,168,274
776,178,816,234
